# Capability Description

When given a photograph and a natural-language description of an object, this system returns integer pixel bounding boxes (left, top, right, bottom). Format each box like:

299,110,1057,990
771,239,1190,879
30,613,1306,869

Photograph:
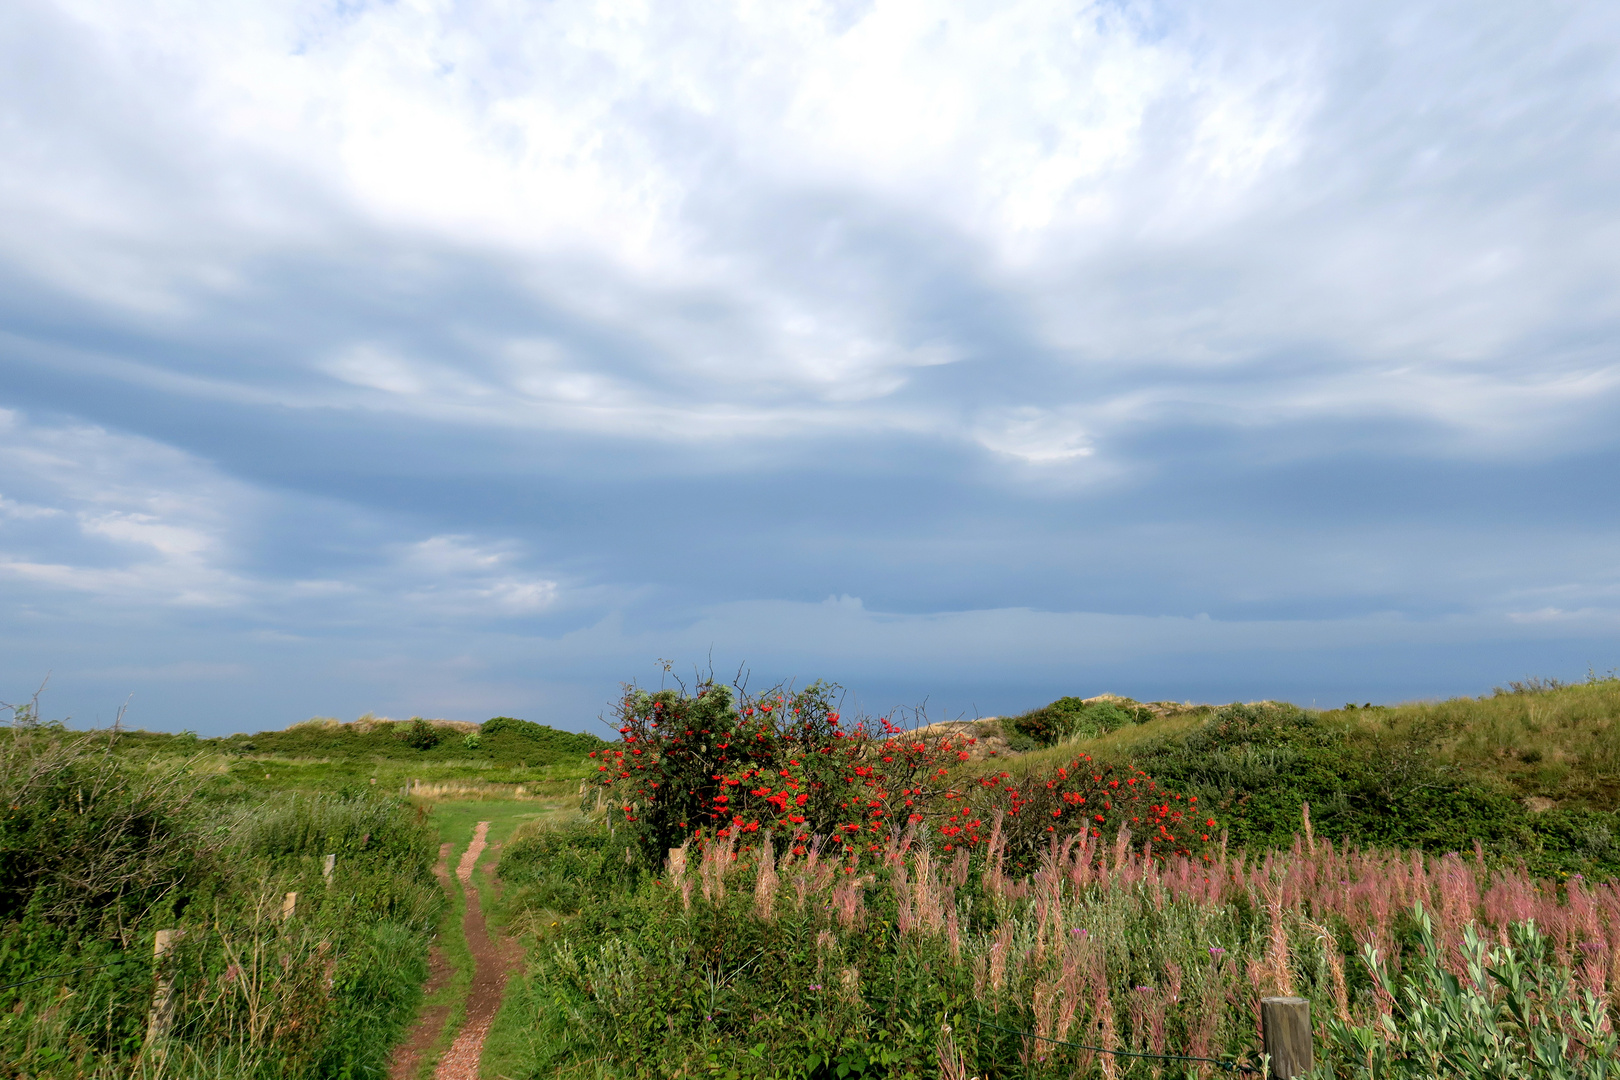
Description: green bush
499,820,642,916
1086,701,1620,879
136,713,607,768
480,715,606,763
400,717,445,750
1007,697,1148,748
0,724,211,933
597,680,996,866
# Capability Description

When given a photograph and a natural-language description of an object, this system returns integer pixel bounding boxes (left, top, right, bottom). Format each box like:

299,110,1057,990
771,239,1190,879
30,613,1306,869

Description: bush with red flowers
974,756,1215,867
593,679,982,864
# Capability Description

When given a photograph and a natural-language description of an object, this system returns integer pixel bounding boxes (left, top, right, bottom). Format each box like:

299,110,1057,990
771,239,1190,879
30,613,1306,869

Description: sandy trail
432,821,519,1080
388,844,456,1080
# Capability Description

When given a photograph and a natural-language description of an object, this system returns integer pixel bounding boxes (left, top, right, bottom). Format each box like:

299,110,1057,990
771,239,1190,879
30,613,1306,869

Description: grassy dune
971,676,1620,880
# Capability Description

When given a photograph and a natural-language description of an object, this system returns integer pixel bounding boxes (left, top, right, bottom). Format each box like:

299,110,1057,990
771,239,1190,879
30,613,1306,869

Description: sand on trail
387,824,522,1080
432,821,521,1080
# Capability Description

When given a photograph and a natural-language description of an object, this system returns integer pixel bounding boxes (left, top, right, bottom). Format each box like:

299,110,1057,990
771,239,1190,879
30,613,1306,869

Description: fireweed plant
588,681,1214,869
502,822,1620,1078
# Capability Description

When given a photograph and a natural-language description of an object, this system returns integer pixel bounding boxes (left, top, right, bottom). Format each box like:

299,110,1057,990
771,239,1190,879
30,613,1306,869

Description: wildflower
1208,947,1226,958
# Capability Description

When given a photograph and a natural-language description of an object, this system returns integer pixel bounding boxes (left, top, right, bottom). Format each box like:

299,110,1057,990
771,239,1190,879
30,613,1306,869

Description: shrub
498,820,640,918
595,679,1212,872
502,817,1620,1079
1325,905,1617,1078
480,715,605,762
231,791,436,873
0,724,211,933
1097,699,1620,878
1007,697,1147,748
399,717,444,750
595,680,977,865
974,758,1214,866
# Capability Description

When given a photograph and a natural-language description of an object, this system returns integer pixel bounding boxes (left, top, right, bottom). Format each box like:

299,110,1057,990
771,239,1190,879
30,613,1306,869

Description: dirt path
432,821,520,1080
388,844,456,1080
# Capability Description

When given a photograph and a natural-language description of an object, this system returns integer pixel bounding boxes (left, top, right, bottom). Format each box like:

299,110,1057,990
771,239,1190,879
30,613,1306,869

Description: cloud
0,408,255,607
0,0,1617,731
0,410,567,622
397,536,561,616
4,0,1613,461
971,407,1096,466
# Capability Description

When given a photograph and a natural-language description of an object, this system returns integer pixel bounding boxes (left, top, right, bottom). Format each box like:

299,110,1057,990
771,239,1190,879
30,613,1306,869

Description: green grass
92,715,604,808
1369,675,1620,806
13,672,1620,1076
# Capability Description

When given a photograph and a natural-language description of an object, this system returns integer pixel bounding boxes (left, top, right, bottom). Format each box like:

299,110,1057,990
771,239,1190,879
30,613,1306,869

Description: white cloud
0,411,564,618
397,535,561,615
0,494,62,520
0,410,253,606
971,407,1095,465
9,0,1613,466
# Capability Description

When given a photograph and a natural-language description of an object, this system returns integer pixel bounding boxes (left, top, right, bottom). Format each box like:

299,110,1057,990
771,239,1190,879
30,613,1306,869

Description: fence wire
969,1014,1260,1074
0,959,135,992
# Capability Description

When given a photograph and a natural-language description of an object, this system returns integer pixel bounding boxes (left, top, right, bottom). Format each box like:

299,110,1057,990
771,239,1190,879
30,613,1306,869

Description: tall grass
1383,675,1620,800
0,722,442,1079
501,818,1620,1078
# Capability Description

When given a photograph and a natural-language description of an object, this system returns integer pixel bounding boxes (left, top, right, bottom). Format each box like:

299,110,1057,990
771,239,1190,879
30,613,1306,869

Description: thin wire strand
970,1015,1260,1074
0,959,134,992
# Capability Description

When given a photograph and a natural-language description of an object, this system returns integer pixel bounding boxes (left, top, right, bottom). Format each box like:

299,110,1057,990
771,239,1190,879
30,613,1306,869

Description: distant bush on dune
186,713,609,765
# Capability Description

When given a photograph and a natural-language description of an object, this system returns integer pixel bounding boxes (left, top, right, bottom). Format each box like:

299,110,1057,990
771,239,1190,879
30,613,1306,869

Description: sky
1,0,1618,736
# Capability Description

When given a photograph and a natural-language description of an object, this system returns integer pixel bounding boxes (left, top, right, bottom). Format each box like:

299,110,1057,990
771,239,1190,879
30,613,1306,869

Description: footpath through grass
0,699,598,1080
395,800,559,1080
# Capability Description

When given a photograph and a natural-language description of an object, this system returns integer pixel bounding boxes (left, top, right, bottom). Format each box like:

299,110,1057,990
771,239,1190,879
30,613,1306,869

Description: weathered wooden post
145,929,184,1045
1261,996,1313,1079
281,891,298,921
322,854,336,886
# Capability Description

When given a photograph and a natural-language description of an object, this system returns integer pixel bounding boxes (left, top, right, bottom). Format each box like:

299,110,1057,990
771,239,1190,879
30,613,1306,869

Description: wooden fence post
145,929,184,1045
322,854,336,886
282,891,298,921
1261,996,1313,1079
